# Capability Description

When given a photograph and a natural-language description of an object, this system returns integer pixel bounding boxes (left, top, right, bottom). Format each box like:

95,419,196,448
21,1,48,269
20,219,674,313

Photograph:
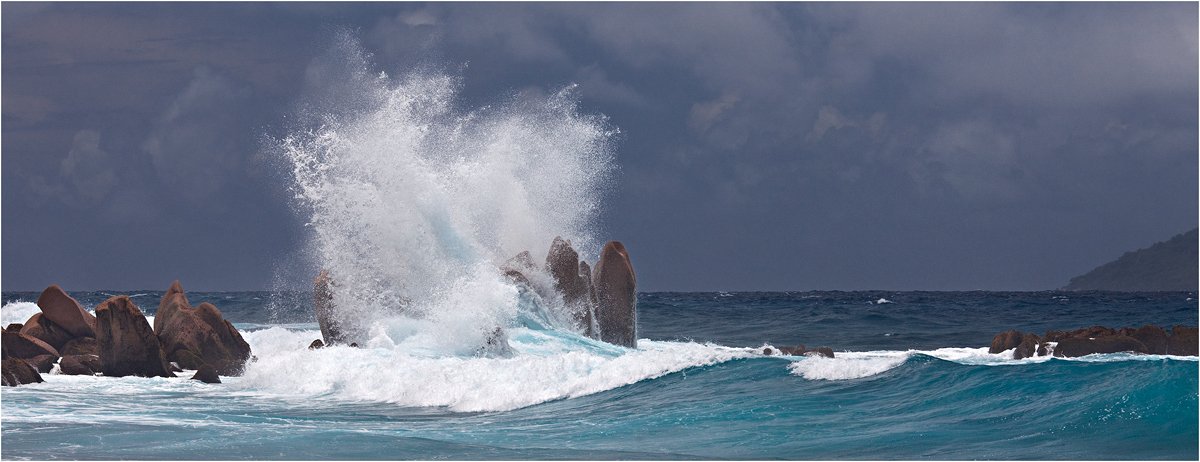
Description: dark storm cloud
3,3,1195,291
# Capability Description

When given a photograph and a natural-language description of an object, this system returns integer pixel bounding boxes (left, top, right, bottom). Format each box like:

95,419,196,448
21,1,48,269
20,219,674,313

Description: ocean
1,290,1196,460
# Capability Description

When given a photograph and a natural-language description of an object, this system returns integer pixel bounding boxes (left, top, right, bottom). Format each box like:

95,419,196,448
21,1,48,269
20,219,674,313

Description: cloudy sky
3,2,1196,291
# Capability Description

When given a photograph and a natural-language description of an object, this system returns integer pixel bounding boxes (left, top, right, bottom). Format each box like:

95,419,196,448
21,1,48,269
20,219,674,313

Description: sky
2,2,1197,292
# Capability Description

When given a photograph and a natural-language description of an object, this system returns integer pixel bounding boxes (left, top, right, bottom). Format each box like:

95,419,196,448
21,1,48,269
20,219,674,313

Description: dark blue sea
2,290,1197,460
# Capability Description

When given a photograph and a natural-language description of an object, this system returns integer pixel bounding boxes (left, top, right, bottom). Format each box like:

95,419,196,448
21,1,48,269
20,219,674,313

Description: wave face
275,34,615,348
1,291,1197,459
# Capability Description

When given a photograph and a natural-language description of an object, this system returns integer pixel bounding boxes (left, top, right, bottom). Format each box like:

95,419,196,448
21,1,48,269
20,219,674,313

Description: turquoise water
2,291,1196,460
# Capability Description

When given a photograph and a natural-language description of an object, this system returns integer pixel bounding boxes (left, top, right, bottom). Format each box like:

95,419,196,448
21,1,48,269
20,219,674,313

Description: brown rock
154,281,252,376
309,339,325,349
1014,333,1041,359
94,295,173,378
61,337,99,356
762,347,773,356
1167,325,1198,356
777,345,805,356
989,330,1024,354
1130,325,1169,355
545,237,597,334
314,271,346,345
59,354,102,375
24,354,57,373
18,313,75,351
1054,335,1148,358
36,284,96,338
804,347,835,358
5,323,23,333
2,331,60,359
191,364,221,384
593,241,637,348
2,357,43,386
173,349,206,370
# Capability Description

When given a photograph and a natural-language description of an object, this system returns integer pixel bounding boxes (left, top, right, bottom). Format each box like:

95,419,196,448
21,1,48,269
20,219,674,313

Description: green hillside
1063,229,1198,291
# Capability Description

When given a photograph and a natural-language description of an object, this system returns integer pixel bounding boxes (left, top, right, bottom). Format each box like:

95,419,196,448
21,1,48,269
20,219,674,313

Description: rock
173,349,206,370
989,330,1024,354
154,280,252,376
59,354,102,375
17,313,75,351
1167,325,1198,356
2,358,43,386
1054,335,1148,358
190,364,221,384
2,331,60,359
314,271,346,345
1130,325,1169,355
777,345,805,356
506,251,537,272
36,284,96,338
545,237,596,334
308,339,324,350
762,347,774,356
24,354,58,373
61,337,99,356
349,342,359,348
94,295,173,378
1013,333,1040,359
6,323,23,332
805,347,835,358
592,241,637,348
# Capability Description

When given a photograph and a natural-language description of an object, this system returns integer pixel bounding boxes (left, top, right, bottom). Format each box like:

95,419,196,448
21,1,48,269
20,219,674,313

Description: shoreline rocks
2,358,44,386
988,324,1199,359
593,241,638,348
154,281,252,376
95,295,174,378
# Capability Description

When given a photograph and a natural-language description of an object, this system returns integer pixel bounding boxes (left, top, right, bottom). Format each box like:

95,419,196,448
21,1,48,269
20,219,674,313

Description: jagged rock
18,313,75,351
36,284,96,338
191,364,221,384
309,339,325,349
6,323,23,333
1130,325,1169,355
154,281,252,376
545,237,597,335
314,271,346,345
1168,325,1198,356
1014,333,1040,359
2,358,43,386
59,354,101,375
506,251,537,272
1054,335,1148,358
2,331,60,359
24,354,57,373
593,241,637,348
989,330,1024,354
94,295,173,378
61,337,99,356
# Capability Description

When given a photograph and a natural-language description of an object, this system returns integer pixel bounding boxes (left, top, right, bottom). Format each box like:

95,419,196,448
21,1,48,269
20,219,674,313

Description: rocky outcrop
1056,336,1148,357
2,331,61,359
154,281,251,376
59,354,102,376
771,345,836,358
1167,325,1198,356
593,241,637,348
19,313,75,351
314,271,346,345
1014,333,1040,360
545,237,597,335
988,330,1023,354
2,358,44,386
988,324,1198,358
95,296,173,378
36,285,96,338
1129,325,1169,355
191,364,221,384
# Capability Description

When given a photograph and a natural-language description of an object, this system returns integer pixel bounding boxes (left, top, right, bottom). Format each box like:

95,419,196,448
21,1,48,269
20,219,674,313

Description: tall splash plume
277,36,616,353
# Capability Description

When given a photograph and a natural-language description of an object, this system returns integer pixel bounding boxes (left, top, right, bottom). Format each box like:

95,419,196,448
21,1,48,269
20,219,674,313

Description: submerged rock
36,284,96,338
154,280,252,376
191,364,221,384
59,354,102,376
95,295,173,378
2,331,61,359
1054,336,1148,358
593,241,637,348
2,357,44,386
308,339,325,350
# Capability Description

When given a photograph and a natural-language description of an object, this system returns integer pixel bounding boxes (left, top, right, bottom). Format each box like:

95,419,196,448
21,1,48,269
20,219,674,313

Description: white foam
788,351,908,380
2,301,41,326
874,298,892,304
237,326,757,412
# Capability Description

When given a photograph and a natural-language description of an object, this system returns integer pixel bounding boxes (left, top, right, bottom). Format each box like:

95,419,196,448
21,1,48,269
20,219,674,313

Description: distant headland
1063,228,1198,291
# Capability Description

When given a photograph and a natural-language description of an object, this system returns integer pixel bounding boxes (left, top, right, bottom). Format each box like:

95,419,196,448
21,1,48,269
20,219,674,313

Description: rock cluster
989,325,1198,359
763,345,836,358
2,283,251,386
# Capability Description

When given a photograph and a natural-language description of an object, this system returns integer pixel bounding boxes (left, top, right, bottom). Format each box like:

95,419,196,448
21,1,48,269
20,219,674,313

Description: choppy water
2,290,1196,460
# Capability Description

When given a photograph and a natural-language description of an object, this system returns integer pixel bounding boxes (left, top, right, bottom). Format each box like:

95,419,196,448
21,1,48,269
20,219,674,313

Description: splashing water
276,36,616,352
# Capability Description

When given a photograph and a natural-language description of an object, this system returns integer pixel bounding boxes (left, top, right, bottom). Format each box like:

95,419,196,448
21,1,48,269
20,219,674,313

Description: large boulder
191,364,221,384
1013,333,1041,359
2,358,44,386
545,237,596,334
1054,335,1148,358
59,354,102,376
314,271,347,345
95,295,173,378
989,330,1024,354
1167,325,1198,356
2,331,60,359
36,285,96,338
154,281,251,376
592,241,638,348
19,313,75,351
